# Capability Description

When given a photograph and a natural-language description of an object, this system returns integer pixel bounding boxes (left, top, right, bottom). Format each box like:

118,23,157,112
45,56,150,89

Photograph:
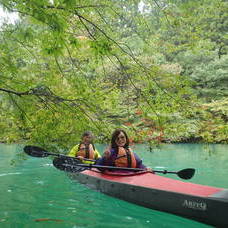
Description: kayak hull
69,170,228,227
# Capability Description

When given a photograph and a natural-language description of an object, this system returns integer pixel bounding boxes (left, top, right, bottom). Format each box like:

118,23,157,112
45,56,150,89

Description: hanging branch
0,85,112,127
0,86,75,102
0,88,30,96
44,4,107,11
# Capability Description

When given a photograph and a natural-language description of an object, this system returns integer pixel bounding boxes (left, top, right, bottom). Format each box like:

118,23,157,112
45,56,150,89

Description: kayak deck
82,169,222,198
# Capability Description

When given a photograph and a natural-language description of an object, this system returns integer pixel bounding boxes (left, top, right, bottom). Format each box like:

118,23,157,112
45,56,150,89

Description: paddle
24,145,195,179
52,157,195,180
153,168,195,180
52,157,145,173
24,145,96,162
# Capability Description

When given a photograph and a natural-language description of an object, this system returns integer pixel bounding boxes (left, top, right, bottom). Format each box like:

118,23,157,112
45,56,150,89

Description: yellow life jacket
114,147,137,168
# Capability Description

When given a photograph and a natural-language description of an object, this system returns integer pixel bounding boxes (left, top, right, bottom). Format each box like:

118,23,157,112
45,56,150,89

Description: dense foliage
0,0,227,151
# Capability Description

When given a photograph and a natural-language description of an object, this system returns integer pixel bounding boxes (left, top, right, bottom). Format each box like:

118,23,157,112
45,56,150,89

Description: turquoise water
0,143,227,228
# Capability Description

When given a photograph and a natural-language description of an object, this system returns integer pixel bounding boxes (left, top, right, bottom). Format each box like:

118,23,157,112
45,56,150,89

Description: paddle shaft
59,162,187,174
33,150,125,163
42,151,95,162
155,170,177,174
61,162,145,171
57,160,195,179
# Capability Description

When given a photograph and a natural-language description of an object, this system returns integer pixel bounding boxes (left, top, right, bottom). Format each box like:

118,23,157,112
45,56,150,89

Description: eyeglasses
80,147,86,150
117,136,126,140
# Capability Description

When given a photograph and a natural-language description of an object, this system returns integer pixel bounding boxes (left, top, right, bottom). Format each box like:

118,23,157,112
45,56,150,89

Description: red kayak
69,169,228,227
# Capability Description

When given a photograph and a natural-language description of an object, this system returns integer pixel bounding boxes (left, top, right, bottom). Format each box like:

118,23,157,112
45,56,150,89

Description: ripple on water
0,172,21,177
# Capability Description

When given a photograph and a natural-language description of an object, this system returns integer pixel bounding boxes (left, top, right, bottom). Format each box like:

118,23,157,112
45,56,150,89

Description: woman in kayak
68,131,101,164
96,129,147,170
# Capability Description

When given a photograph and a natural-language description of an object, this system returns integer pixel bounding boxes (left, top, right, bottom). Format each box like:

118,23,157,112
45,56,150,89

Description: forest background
0,0,227,152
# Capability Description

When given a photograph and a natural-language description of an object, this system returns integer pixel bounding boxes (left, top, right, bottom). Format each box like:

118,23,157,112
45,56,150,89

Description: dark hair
111,129,129,149
81,131,93,138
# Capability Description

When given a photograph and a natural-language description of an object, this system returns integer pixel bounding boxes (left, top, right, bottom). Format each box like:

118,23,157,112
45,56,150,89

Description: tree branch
0,88,30,96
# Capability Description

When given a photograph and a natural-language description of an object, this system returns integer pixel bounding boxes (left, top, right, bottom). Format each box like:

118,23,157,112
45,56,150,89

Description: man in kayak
68,131,101,164
96,129,147,170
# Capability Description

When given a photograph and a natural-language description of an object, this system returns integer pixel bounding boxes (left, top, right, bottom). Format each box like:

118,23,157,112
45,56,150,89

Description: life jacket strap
126,149,132,168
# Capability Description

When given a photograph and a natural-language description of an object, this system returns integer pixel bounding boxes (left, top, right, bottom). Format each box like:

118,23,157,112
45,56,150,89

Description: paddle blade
177,168,195,180
53,157,87,173
24,145,49,157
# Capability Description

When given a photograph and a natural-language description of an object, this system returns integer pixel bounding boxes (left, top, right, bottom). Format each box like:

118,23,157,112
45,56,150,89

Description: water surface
0,143,227,227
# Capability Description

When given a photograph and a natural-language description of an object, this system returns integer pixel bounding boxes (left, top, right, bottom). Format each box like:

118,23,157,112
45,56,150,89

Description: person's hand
76,156,84,161
146,167,153,172
104,150,111,159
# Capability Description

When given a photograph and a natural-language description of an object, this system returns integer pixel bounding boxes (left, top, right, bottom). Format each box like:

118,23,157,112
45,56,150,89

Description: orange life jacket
114,147,137,168
76,143,96,159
